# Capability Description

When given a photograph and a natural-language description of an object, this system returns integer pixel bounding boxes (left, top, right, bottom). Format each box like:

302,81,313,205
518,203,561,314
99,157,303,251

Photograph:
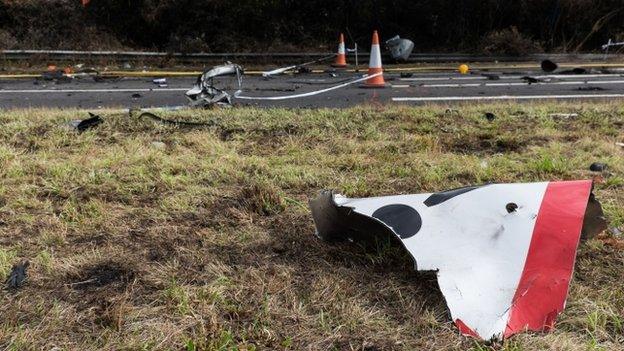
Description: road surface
2,69,624,109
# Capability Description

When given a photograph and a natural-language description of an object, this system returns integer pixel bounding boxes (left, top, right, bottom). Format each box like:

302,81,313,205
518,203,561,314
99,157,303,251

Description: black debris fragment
560,68,588,75
522,76,541,85
577,86,605,91
589,162,607,172
131,93,142,99
296,66,312,74
484,112,496,121
482,73,500,80
5,260,29,290
400,72,414,78
581,193,608,240
41,70,64,81
541,60,558,73
136,111,217,127
70,112,104,132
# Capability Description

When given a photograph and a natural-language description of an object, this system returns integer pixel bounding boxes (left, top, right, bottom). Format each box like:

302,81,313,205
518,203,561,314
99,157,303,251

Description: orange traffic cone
332,33,347,68
362,30,386,88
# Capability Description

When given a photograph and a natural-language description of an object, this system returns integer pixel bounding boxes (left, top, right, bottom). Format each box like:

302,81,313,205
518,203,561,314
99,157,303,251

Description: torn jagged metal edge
185,62,244,108
309,181,606,340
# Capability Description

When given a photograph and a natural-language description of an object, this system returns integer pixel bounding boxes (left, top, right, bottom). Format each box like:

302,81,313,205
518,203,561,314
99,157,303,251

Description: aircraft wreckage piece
261,54,336,78
309,180,606,340
386,35,414,61
185,63,244,108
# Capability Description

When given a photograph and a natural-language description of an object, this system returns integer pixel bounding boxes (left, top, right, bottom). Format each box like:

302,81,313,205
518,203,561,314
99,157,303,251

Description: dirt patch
444,132,550,154
70,262,135,291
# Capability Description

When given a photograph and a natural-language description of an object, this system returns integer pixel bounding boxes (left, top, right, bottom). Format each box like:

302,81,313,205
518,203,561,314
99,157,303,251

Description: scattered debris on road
560,67,589,75
261,55,335,78
93,74,122,83
540,59,590,75
310,180,605,340
41,69,72,83
521,76,543,84
481,73,501,80
578,86,605,91
5,260,29,290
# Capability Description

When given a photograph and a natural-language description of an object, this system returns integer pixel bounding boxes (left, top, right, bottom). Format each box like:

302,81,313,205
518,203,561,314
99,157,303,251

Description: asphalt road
2,69,624,109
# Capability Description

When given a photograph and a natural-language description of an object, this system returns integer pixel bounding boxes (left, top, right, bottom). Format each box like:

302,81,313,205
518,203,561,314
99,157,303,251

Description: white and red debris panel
309,180,606,340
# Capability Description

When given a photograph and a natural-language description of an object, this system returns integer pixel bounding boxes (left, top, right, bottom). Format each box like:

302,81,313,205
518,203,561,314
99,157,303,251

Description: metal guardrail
1,50,622,63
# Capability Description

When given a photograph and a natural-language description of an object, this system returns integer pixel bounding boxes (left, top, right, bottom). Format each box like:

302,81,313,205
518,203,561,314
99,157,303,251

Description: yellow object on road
458,64,469,74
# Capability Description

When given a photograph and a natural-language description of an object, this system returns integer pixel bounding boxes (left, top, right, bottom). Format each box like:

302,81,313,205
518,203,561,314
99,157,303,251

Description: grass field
0,103,623,350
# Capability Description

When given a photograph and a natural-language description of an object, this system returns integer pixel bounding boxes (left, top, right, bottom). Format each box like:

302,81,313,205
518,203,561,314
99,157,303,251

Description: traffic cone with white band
362,30,386,88
332,33,348,68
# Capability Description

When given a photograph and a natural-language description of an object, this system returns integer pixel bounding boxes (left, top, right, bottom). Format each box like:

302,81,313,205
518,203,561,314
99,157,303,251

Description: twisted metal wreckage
185,63,244,107
184,57,334,107
310,180,607,340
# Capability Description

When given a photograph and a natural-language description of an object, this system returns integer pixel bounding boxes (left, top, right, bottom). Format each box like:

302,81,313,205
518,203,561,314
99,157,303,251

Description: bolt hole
506,203,518,213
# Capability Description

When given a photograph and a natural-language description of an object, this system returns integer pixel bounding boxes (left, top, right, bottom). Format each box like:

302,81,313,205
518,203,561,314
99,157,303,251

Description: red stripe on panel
504,180,592,338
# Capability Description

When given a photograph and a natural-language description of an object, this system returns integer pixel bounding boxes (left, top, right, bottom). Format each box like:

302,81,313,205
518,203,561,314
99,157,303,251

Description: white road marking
391,84,410,88
392,94,624,102
400,73,624,81
0,88,188,93
419,80,624,88
421,83,483,88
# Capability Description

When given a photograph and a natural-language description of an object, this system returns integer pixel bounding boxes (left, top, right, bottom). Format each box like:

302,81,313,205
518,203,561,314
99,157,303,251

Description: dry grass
0,102,623,350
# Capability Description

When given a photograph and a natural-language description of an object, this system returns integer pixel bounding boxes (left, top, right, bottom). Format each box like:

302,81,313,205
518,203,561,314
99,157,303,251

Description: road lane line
419,80,624,88
0,88,189,93
400,73,624,82
392,94,624,102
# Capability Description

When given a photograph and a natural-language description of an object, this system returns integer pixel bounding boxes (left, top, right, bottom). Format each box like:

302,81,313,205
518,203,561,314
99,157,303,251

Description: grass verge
0,102,623,350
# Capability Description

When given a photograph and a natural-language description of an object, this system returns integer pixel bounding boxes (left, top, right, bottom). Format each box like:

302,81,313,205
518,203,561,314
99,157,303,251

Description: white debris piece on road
310,180,605,340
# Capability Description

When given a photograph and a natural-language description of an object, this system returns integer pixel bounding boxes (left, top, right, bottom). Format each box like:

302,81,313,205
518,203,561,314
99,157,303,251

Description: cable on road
234,72,382,100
